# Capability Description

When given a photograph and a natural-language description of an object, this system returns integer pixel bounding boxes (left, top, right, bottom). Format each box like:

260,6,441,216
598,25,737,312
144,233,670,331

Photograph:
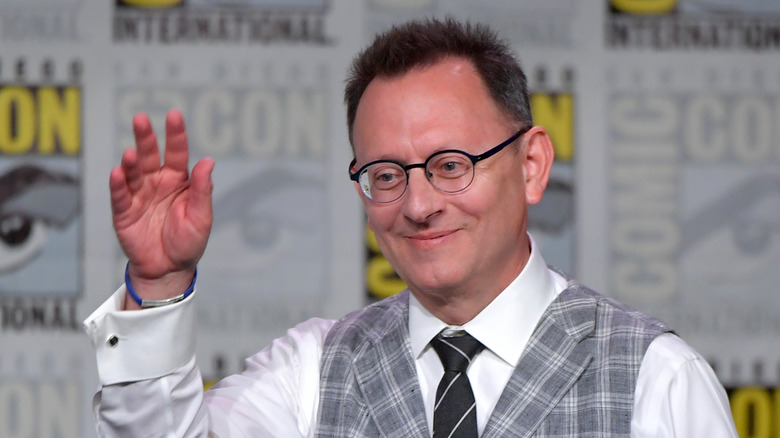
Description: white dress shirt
84,242,738,437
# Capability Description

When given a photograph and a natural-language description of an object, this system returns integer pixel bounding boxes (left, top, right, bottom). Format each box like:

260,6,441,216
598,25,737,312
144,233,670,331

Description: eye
0,165,79,275
441,161,461,172
368,164,404,190
378,172,396,182
0,214,48,274
1,214,34,246
441,161,459,172
200,167,328,319
210,168,321,251
429,153,471,179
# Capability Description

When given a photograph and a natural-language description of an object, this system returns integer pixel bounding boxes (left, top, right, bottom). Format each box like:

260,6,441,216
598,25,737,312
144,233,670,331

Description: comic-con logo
114,0,332,44
607,0,780,50
0,58,82,331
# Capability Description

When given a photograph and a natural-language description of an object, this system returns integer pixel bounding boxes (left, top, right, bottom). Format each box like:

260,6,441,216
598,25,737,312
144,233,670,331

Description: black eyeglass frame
348,126,531,203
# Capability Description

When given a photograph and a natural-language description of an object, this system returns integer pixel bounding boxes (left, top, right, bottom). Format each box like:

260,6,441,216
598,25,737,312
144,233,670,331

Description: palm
110,110,213,280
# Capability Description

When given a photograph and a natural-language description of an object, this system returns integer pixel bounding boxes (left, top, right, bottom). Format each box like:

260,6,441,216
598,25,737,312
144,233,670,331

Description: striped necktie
431,331,485,438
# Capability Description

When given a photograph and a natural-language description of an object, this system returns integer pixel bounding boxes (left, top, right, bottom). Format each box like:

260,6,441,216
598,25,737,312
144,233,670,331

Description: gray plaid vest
315,281,671,437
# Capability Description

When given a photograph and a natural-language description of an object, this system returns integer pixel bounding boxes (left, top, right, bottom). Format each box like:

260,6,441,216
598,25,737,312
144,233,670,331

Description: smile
406,230,457,245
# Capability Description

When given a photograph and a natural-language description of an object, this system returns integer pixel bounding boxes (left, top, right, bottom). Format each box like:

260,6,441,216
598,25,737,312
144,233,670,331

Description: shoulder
634,333,736,436
323,290,410,351
541,280,673,372
641,332,707,375
552,280,672,339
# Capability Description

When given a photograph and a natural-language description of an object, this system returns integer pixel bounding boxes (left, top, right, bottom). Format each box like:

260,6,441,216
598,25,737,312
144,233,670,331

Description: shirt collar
408,234,565,366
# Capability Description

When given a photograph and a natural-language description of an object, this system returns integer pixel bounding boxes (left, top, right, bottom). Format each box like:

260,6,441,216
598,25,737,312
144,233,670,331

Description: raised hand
109,110,214,309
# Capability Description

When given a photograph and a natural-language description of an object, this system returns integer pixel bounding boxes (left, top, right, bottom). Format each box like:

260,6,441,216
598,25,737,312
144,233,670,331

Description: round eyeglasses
349,127,530,203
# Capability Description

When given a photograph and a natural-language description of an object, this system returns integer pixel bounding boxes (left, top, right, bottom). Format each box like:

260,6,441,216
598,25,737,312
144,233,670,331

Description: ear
522,126,555,206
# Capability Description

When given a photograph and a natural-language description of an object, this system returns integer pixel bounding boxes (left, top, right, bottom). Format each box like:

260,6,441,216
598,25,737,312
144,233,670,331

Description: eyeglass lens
359,151,475,202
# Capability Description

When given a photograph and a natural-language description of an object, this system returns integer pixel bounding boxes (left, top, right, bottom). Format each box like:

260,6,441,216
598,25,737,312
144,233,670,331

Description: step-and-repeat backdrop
1,1,778,436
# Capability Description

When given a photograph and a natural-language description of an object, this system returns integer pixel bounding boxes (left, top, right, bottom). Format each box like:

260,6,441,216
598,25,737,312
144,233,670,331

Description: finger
120,148,144,193
132,112,163,175
163,109,190,175
187,157,215,230
109,166,132,217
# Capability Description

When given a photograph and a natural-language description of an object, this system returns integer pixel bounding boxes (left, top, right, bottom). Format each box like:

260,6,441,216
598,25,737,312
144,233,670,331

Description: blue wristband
125,263,197,308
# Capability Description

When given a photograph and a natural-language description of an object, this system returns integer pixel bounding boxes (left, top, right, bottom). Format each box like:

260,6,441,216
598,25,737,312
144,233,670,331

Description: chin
404,267,467,295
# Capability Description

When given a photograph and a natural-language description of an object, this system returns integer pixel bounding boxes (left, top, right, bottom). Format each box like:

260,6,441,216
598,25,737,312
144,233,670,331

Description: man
85,18,737,437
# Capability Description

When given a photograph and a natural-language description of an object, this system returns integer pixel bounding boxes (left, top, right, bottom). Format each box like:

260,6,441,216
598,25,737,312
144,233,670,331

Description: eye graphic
733,218,772,254
678,174,780,291
682,174,780,257
0,165,79,274
0,214,48,274
212,167,320,251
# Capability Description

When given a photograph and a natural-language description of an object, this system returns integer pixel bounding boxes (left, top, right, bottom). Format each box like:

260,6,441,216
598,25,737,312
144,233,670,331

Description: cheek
464,177,527,228
364,204,398,233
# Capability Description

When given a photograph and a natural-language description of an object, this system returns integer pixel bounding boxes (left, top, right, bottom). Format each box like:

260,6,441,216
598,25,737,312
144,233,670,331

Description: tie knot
431,331,484,373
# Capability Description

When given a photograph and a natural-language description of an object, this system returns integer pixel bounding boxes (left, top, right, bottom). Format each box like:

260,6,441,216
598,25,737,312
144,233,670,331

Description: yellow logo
0,86,81,155
119,0,184,8
611,0,676,14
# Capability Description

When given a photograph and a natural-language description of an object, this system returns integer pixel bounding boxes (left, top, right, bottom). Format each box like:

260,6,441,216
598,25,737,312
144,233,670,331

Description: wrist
124,263,197,309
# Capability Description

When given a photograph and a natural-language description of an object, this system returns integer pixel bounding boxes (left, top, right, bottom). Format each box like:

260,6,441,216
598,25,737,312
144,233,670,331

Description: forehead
351,58,511,161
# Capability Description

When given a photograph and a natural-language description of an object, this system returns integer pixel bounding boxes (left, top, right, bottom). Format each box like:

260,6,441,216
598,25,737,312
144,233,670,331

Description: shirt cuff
83,284,197,386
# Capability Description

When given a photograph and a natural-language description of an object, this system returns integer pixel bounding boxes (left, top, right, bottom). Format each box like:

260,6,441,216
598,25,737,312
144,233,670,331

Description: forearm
94,356,209,437
85,285,205,435
85,287,335,437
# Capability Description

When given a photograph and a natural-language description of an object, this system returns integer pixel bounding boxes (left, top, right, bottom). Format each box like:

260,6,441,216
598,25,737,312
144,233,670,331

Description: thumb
188,157,215,230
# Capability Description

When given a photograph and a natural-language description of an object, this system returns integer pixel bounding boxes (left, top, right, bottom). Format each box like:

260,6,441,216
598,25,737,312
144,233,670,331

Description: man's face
351,58,544,309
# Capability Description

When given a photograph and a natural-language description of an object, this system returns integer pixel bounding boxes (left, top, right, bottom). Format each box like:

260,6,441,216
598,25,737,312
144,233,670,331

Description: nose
401,167,442,223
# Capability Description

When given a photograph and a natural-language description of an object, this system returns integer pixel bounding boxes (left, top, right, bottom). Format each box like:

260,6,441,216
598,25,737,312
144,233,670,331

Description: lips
405,229,458,247
409,230,452,239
